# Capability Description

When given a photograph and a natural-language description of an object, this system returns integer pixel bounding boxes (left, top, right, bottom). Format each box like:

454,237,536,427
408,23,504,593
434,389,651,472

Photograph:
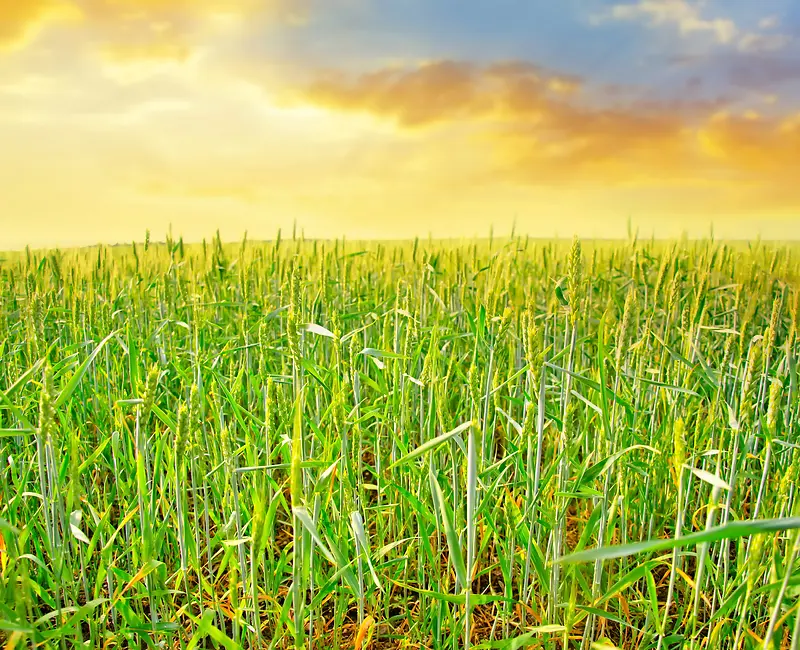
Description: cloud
727,56,800,90
603,0,738,44
601,1,792,54
296,61,588,128
666,51,800,92
97,21,194,63
737,33,791,53
299,61,486,127
759,16,779,30
2,1,800,244
0,0,80,48
0,0,49,46
84,0,311,61
290,58,800,205
294,59,710,132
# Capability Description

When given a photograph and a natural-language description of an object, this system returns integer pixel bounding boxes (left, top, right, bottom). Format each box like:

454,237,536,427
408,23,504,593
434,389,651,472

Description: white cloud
737,14,790,53
738,32,790,53
606,0,737,44
758,15,779,30
603,1,790,53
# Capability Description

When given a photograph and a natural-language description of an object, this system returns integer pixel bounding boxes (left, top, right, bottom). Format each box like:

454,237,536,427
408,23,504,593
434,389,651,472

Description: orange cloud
299,61,586,127
0,0,79,48
293,60,800,209
0,0,48,45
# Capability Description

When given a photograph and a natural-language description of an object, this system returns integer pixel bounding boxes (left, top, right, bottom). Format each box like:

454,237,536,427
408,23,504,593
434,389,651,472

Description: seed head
492,366,503,413
747,536,765,590
220,427,232,470
680,304,690,334
435,376,448,429
517,405,534,460
567,237,583,324
522,305,543,378
468,364,481,416
497,306,513,342
740,339,762,423
738,315,751,360
32,294,45,347
252,504,265,552
721,335,735,378
565,398,578,435
616,287,636,371
767,378,782,433
348,333,361,387
421,328,439,384
330,311,342,343
779,452,798,499
653,256,669,305
141,365,159,420
175,404,189,459
672,418,686,486
332,385,346,435
667,277,678,318
265,377,276,438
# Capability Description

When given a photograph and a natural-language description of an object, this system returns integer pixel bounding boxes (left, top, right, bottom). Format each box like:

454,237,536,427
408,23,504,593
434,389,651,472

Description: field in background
1,233,799,649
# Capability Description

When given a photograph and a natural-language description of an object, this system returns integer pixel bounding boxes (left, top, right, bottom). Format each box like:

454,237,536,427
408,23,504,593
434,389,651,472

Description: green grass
0,232,799,649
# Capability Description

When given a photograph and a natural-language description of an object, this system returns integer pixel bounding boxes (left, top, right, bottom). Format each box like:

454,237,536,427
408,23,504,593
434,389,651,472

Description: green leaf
555,278,569,306
578,445,660,488
431,473,468,588
186,609,242,650
56,330,117,408
361,347,405,359
350,511,382,590
78,436,112,473
293,507,361,596
557,517,800,565
0,389,35,431
292,507,335,565
389,580,506,606
685,465,731,490
0,428,35,437
387,421,472,470
0,618,34,634
69,510,90,545
473,626,566,648
305,323,336,338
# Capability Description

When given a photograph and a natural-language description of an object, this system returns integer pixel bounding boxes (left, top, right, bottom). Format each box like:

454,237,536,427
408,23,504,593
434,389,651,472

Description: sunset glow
1,0,800,246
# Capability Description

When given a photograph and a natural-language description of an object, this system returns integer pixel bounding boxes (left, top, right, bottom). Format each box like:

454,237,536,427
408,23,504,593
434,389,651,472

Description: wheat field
1,233,799,649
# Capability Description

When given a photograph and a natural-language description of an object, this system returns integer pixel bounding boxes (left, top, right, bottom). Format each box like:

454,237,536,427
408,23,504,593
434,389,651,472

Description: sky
1,0,800,248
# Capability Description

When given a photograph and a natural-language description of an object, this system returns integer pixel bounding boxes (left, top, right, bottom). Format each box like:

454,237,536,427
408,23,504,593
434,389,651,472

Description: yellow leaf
354,615,375,650
0,532,7,574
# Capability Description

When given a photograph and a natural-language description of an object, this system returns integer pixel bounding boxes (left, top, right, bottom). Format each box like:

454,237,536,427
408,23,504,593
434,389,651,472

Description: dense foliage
1,233,799,649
